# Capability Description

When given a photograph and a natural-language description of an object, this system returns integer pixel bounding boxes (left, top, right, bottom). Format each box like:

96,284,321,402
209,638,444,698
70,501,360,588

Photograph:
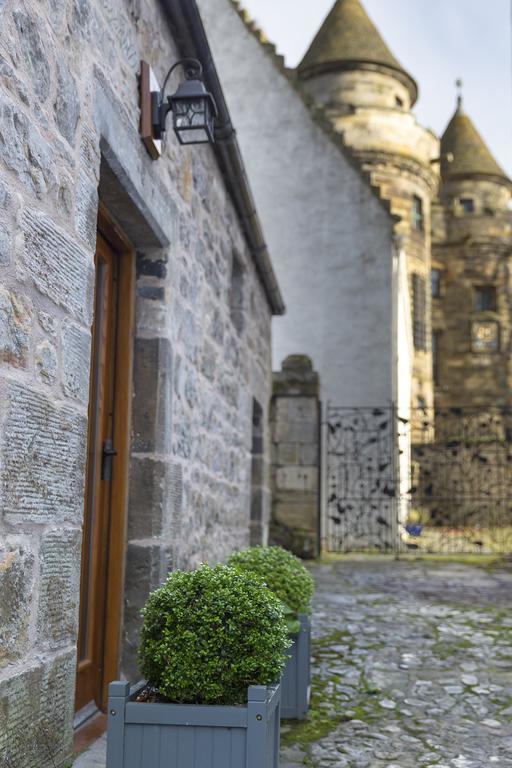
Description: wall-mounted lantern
140,59,217,159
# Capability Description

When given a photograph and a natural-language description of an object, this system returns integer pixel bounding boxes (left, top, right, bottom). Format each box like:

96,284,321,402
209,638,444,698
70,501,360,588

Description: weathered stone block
0,382,87,523
122,541,162,681
0,287,32,368
13,10,51,102
22,208,94,324
54,59,80,144
61,320,91,401
37,527,82,647
0,229,11,266
132,336,173,453
276,466,318,493
0,651,75,768
37,311,58,337
35,340,58,384
276,442,301,465
127,457,172,540
75,171,98,248
273,417,318,444
0,99,30,186
0,538,34,667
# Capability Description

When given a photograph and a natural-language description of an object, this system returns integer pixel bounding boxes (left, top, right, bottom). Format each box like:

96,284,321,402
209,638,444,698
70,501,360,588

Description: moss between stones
280,630,384,750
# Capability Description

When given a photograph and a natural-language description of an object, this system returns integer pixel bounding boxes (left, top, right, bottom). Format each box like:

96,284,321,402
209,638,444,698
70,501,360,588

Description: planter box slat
281,614,311,720
122,725,141,768
125,701,248,727
107,683,280,768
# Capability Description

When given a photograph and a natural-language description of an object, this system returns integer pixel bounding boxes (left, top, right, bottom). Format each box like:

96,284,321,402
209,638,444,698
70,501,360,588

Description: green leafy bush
227,546,315,633
138,563,290,705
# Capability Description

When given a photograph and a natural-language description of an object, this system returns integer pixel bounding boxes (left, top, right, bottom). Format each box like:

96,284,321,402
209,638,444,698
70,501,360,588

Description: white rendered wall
199,0,396,407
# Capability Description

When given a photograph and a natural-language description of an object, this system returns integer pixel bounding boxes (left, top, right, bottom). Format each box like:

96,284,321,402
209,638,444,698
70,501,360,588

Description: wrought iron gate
325,405,512,554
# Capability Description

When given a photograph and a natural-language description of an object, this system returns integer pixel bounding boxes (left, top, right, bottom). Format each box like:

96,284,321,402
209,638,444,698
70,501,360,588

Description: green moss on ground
280,630,385,750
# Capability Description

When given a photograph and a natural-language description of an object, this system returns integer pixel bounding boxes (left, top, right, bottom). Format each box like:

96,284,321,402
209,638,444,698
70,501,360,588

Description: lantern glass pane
177,128,210,144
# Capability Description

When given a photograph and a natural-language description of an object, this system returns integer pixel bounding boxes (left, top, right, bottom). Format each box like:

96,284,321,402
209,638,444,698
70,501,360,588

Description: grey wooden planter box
106,680,281,768
280,613,311,720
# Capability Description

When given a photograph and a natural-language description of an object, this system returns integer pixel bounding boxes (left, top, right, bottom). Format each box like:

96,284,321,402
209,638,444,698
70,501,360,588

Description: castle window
431,268,441,298
474,285,496,312
412,195,424,231
229,253,244,333
432,330,442,386
395,95,403,108
412,273,427,350
460,198,474,213
472,320,499,352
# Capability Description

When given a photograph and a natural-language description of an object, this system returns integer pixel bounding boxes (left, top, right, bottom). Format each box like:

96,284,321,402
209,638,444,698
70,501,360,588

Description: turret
298,0,439,414
439,97,512,220
298,0,417,114
432,95,512,411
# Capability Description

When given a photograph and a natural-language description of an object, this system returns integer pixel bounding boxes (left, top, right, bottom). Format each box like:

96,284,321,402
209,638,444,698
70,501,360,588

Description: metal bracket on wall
139,60,163,160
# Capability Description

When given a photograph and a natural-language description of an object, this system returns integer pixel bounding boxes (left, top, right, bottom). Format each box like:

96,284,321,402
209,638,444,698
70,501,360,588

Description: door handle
101,438,117,481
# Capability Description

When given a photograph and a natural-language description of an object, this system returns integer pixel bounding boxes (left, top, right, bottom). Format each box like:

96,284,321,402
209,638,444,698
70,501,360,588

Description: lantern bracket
151,58,213,142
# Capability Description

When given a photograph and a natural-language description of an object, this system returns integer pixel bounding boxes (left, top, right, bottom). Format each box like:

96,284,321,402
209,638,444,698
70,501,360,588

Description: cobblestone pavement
74,557,512,768
281,557,512,768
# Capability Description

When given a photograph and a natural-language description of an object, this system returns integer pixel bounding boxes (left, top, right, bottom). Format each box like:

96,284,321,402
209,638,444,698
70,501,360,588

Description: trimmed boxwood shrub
138,563,290,705
227,546,315,633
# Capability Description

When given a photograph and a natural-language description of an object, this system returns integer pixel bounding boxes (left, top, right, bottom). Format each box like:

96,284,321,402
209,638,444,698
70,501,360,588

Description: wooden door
76,217,134,714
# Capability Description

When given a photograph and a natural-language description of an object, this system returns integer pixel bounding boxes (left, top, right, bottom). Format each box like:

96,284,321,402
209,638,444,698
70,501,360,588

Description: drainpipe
159,0,286,316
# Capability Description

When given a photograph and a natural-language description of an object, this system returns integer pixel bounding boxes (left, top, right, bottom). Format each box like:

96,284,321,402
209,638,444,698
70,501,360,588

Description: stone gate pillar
270,355,320,559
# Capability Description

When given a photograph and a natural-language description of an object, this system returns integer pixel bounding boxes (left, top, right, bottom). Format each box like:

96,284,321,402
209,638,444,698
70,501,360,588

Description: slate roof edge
159,0,286,315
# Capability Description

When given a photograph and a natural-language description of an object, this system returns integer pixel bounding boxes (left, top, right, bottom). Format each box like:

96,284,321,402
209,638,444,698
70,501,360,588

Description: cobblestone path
282,557,512,768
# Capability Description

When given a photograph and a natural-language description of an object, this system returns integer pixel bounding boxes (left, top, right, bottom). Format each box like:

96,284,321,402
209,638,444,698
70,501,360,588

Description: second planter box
280,613,311,719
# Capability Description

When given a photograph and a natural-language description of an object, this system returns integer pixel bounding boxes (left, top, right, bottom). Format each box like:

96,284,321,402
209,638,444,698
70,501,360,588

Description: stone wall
270,356,320,559
198,0,397,409
432,177,512,410
0,0,273,764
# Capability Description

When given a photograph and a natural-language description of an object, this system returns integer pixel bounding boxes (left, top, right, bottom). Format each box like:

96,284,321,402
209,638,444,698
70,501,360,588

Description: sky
241,0,512,178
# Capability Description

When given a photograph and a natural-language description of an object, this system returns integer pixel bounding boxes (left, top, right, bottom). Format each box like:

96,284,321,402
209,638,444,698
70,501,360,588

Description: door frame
85,204,135,710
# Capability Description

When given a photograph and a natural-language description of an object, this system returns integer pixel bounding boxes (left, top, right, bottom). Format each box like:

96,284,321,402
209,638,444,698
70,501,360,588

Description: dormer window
412,195,424,232
460,198,474,213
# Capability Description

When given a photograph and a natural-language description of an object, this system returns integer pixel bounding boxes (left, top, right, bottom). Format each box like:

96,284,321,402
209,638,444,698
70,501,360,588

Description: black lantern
151,58,217,146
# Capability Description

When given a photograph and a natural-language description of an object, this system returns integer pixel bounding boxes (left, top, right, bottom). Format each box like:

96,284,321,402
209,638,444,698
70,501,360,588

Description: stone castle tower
297,0,440,413
432,98,512,410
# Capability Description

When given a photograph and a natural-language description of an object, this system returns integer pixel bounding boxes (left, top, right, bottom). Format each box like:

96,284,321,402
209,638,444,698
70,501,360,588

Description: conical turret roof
441,103,509,184
298,0,417,104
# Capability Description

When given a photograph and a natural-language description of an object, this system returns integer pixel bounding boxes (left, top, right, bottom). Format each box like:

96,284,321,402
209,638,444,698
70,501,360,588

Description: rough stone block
276,466,318,493
0,537,34,667
35,340,58,384
301,443,319,466
13,10,51,102
0,228,11,266
0,651,75,768
122,541,162,681
0,287,32,368
61,320,91,401
277,443,301,465
37,527,82,647
127,457,172,540
54,59,80,145
22,208,94,324
132,336,173,453
0,382,87,523
75,171,98,248
0,92,55,199
274,417,318,444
